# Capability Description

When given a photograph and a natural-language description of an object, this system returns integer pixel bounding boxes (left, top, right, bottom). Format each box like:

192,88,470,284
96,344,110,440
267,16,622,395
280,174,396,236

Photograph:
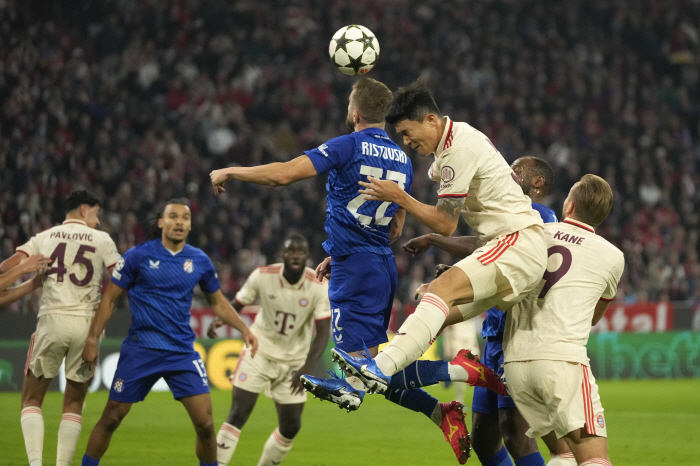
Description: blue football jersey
111,239,221,353
481,202,557,338
305,128,413,256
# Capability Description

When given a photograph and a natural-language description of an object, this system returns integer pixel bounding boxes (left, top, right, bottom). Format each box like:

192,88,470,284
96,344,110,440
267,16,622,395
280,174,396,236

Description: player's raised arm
83,281,124,365
0,253,50,292
205,289,258,357
402,234,479,258
210,154,318,193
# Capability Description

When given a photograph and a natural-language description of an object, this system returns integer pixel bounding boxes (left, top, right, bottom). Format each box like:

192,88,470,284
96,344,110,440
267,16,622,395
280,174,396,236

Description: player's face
282,240,309,274
346,90,357,131
159,203,192,244
394,115,440,157
84,205,101,228
511,158,535,196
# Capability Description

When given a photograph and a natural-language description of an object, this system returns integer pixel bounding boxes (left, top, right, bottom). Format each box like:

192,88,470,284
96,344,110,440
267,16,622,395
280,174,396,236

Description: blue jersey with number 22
305,128,413,257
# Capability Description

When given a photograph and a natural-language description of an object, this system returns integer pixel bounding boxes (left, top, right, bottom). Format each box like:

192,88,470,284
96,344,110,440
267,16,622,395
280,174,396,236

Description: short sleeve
313,282,331,321
111,248,138,290
16,235,39,257
101,235,121,269
436,148,477,200
428,162,441,182
304,135,355,175
235,268,261,306
601,253,625,301
198,255,221,294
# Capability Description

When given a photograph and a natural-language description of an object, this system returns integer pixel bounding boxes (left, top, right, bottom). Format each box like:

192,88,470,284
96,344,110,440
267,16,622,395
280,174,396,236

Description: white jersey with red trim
429,117,543,241
235,264,331,363
503,219,625,365
16,220,121,317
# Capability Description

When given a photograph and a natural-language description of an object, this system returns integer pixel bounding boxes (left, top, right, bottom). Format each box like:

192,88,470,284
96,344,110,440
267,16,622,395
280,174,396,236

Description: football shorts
328,252,397,352
109,343,210,403
471,337,517,415
504,360,607,439
25,314,95,383
230,347,307,404
455,225,547,321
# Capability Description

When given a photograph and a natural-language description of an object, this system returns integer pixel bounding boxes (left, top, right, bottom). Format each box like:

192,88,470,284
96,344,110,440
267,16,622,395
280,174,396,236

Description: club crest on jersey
597,415,605,428
183,259,194,273
239,373,247,382
113,378,124,393
299,298,309,307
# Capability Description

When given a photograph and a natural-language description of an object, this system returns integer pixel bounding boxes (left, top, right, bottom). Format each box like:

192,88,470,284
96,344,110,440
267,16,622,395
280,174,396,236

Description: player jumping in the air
79,199,257,466
206,234,331,466
0,190,120,466
209,79,475,464
402,157,558,466
503,175,623,466
331,80,548,404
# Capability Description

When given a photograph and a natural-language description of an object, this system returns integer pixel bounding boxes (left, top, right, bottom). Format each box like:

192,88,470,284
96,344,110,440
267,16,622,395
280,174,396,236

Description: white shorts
504,360,607,439
230,348,307,405
26,314,95,383
455,225,547,321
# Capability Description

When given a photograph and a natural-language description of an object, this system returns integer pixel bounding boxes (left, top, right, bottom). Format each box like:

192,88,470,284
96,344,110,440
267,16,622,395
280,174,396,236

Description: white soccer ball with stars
328,25,380,76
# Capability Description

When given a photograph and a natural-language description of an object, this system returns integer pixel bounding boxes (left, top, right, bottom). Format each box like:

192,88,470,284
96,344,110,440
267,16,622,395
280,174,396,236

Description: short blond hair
570,174,614,228
352,78,393,124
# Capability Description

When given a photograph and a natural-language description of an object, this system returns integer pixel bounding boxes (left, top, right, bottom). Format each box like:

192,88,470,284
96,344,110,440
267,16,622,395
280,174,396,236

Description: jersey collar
279,266,305,290
433,116,453,159
562,218,595,233
63,219,87,226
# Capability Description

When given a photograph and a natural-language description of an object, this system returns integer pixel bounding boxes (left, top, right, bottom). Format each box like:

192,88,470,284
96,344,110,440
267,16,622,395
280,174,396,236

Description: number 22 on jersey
347,165,406,226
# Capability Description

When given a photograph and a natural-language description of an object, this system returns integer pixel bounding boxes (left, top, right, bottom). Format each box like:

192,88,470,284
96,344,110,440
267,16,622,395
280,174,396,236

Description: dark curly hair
63,190,101,213
386,78,442,125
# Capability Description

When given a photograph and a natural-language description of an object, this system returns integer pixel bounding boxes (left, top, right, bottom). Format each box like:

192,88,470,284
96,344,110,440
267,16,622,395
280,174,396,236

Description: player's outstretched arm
206,289,258,357
0,275,41,308
403,234,479,259
0,253,50,292
359,177,462,236
83,281,124,365
291,318,331,395
210,155,318,193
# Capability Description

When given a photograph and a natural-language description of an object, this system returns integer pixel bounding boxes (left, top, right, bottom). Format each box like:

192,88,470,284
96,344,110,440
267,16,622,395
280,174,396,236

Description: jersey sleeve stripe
599,297,613,302
437,193,468,198
16,248,30,257
314,315,331,321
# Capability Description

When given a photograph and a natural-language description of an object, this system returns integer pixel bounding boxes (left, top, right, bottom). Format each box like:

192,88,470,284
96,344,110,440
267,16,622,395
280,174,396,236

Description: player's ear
157,217,164,228
533,175,545,189
79,204,88,219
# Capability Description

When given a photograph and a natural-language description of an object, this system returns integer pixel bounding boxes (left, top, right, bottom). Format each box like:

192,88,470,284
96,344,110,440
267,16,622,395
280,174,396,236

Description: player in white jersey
1,190,121,466
333,79,547,396
503,175,624,466
207,234,331,466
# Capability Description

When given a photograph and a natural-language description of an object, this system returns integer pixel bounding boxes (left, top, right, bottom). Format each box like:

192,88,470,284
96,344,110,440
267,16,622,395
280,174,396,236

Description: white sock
429,403,442,426
257,428,293,466
447,363,471,382
216,422,241,466
21,407,44,466
57,413,82,466
547,452,577,466
580,459,611,466
375,293,449,376
345,376,366,391
453,381,466,402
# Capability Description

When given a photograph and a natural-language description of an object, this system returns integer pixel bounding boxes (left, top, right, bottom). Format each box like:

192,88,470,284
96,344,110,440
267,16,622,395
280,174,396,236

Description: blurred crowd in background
2,0,700,315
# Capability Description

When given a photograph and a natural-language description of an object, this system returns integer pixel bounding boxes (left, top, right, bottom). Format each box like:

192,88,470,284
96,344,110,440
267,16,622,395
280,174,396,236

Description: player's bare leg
562,428,610,465
216,387,259,466
56,378,90,466
471,412,503,459
21,370,52,466
255,403,304,466
541,432,576,465
84,399,132,460
499,408,541,461
181,393,217,464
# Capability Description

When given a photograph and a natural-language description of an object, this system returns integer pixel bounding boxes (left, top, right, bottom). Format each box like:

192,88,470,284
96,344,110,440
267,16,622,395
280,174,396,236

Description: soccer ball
328,25,380,76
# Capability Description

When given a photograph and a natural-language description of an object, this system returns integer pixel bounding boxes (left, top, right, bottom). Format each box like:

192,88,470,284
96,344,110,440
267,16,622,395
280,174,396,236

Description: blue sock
479,446,513,466
388,360,450,390
384,387,438,419
514,452,546,466
81,454,100,466
200,462,218,466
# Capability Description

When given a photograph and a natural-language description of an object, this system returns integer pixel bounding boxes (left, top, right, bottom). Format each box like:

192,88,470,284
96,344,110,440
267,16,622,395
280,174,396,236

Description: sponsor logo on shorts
183,259,194,273
597,414,605,428
239,373,247,382
114,378,124,393
299,298,308,307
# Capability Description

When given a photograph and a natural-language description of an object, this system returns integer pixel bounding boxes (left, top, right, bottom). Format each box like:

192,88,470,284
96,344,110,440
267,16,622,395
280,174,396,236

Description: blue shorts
329,252,397,353
472,337,516,415
109,343,210,403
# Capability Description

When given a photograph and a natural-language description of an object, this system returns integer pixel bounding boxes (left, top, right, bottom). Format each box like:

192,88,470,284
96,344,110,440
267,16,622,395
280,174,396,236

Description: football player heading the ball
79,199,257,466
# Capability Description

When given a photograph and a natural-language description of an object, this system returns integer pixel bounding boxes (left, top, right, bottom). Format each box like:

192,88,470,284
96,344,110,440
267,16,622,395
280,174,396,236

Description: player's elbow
268,172,294,187
435,222,457,237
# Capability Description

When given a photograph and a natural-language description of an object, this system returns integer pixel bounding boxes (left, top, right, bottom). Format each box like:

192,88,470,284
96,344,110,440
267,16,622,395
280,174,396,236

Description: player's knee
101,409,126,433
501,424,536,457
278,418,301,439
194,417,215,440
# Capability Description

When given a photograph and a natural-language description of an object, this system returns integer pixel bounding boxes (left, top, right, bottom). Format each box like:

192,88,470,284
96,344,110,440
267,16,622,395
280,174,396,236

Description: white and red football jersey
503,218,625,365
235,264,330,363
17,220,121,317
429,117,543,241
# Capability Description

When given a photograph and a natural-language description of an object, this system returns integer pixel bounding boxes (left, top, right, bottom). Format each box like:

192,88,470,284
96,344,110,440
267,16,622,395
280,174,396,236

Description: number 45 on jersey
347,165,406,226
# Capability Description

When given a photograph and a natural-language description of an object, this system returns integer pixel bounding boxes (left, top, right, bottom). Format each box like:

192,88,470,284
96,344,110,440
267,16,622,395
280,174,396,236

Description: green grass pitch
1,380,698,465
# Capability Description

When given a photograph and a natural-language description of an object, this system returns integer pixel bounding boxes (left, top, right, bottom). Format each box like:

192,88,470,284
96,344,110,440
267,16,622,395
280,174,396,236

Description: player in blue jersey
79,199,258,466
210,79,474,464
402,156,558,466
